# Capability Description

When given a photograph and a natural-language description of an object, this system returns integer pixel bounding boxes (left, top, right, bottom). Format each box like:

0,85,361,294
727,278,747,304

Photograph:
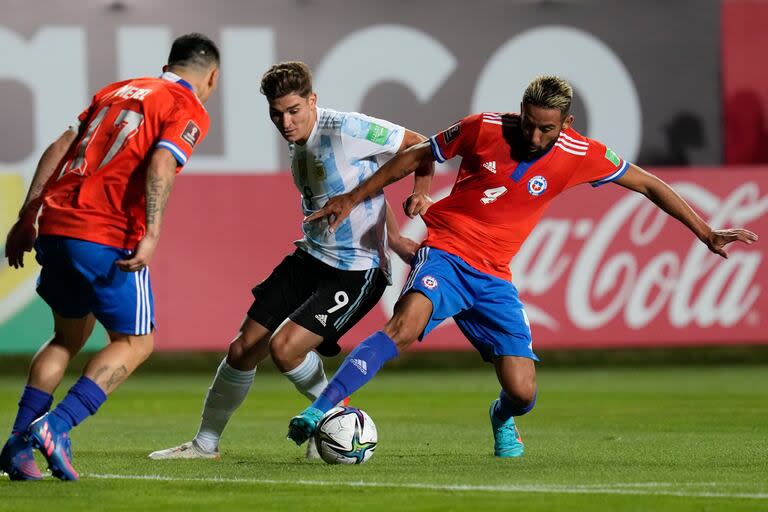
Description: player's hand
703,228,758,258
4,219,37,269
116,234,159,272
304,193,355,233
403,193,433,218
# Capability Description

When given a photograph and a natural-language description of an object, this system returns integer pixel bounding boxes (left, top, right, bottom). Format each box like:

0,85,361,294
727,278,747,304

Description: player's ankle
194,433,219,453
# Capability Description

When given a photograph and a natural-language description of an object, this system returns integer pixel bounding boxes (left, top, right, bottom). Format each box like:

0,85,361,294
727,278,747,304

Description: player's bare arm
614,163,758,257
405,149,435,218
4,128,78,268
115,148,178,272
397,130,435,218
306,140,435,232
385,201,420,263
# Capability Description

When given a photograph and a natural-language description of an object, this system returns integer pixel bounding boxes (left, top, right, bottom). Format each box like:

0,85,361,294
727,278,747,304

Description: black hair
167,33,220,70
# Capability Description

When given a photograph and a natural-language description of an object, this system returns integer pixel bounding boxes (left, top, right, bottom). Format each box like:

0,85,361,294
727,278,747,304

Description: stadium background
0,0,766,355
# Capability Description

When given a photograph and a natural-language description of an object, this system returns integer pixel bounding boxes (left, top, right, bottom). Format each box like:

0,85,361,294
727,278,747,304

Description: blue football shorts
402,246,538,362
34,235,155,335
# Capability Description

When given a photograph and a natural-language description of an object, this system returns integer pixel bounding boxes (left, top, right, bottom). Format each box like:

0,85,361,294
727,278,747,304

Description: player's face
520,103,573,156
268,92,318,145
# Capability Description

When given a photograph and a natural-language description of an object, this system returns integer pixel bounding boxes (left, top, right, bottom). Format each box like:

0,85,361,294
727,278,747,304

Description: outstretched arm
115,148,178,272
4,129,78,268
614,164,758,257
305,140,436,232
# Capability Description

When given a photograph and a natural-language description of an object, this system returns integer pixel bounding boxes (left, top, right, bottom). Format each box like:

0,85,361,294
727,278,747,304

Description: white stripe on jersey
554,132,588,155
429,135,447,163
554,142,587,156
591,160,629,186
559,132,589,148
156,140,188,165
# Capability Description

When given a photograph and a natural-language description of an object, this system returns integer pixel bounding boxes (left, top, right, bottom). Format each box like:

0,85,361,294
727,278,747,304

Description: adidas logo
350,358,368,375
482,161,496,173
315,314,327,326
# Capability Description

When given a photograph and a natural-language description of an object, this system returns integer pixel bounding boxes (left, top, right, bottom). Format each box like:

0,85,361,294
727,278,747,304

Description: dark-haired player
149,61,431,462
1,33,220,480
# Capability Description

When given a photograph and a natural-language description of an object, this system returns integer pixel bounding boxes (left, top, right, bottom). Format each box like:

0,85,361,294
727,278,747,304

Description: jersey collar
160,71,194,92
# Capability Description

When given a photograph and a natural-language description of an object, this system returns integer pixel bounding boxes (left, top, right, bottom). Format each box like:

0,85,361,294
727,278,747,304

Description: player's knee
228,332,258,363
49,333,88,356
268,334,303,371
134,334,154,363
227,335,248,365
268,335,288,362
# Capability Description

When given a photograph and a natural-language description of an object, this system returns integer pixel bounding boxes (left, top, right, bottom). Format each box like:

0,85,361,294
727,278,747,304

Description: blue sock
49,377,107,432
11,386,53,435
312,331,399,413
494,390,537,421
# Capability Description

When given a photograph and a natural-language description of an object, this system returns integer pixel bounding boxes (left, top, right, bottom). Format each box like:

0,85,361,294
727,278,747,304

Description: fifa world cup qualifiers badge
181,121,201,147
527,175,548,196
443,123,461,144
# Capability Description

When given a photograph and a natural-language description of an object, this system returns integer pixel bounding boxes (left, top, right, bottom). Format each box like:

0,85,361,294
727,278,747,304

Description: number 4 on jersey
481,186,507,204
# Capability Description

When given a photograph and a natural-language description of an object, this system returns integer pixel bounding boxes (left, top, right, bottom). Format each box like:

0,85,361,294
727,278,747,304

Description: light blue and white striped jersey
290,107,405,275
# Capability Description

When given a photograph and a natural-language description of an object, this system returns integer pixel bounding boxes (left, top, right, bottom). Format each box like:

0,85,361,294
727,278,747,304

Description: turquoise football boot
287,407,324,446
489,399,525,457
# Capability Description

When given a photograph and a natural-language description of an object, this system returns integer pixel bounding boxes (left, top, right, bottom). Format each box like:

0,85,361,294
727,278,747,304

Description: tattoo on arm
146,172,173,229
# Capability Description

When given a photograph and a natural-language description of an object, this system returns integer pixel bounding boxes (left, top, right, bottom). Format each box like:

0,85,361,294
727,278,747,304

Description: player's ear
162,64,168,73
208,67,220,90
308,92,317,108
562,114,574,131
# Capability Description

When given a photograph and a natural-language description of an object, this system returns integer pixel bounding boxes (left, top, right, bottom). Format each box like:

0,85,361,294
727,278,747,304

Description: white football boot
148,440,220,460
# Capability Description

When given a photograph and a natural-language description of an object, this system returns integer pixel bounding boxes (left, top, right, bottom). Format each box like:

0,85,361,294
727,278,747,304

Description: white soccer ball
314,406,377,465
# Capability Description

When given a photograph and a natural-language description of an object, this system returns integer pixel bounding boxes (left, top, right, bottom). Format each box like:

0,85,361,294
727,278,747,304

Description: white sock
194,358,256,453
282,351,327,401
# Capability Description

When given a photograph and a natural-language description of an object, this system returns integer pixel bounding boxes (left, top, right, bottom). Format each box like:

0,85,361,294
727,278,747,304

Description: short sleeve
428,114,483,163
155,98,209,167
339,112,405,161
570,137,630,188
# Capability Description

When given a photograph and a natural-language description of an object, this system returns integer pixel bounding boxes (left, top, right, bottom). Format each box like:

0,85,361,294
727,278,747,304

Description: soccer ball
314,406,377,465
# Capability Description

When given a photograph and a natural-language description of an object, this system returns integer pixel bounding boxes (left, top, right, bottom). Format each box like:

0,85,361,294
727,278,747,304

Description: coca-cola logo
385,180,766,335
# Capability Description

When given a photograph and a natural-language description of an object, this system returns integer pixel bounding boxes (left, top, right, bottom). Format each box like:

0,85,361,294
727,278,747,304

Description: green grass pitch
1,365,767,511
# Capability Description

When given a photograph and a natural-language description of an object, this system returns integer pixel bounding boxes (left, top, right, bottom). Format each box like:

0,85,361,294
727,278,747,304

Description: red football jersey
38,72,209,249
424,112,628,280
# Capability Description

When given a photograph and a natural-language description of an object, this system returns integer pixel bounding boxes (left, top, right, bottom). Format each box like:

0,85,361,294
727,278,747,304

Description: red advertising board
722,1,768,164
151,168,767,352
